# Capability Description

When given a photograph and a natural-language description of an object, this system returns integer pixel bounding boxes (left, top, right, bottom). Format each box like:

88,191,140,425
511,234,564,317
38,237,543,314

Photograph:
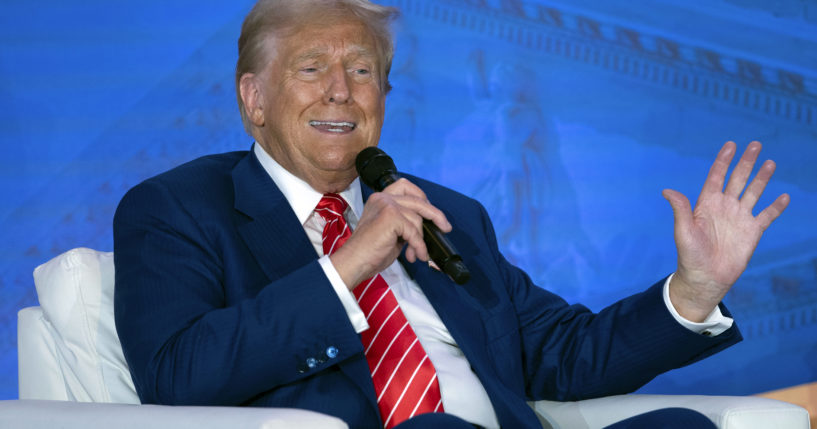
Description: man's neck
253,141,357,194
253,142,364,224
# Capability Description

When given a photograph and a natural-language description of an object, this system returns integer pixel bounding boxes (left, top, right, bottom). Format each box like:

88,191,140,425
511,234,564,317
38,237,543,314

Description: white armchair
1,248,810,428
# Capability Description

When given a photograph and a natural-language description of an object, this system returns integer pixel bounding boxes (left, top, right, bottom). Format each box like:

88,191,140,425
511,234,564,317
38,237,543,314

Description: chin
312,157,354,177
319,149,360,167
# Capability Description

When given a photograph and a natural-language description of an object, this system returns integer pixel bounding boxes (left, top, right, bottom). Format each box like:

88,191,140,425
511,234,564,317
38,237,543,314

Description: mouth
309,120,357,134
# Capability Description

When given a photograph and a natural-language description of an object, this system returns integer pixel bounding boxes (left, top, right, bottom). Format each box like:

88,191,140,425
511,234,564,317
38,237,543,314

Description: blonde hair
235,0,399,133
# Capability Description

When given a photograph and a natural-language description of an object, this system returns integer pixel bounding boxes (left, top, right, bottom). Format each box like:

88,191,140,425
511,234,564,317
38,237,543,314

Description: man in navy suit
113,1,790,428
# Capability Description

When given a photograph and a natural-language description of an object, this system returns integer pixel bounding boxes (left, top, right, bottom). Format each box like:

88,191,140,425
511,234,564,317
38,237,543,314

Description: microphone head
356,147,398,191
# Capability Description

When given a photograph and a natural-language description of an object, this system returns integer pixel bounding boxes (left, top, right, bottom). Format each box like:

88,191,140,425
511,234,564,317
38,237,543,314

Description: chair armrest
530,394,810,429
0,399,349,429
18,307,70,400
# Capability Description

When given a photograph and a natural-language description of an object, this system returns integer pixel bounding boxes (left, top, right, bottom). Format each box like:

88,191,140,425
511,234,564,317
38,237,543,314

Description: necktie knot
316,193,348,223
316,193,351,256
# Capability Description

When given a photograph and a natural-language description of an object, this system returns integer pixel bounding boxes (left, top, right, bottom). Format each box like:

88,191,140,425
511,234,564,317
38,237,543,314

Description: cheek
276,80,319,112
364,92,386,122
272,94,312,134
371,100,385,134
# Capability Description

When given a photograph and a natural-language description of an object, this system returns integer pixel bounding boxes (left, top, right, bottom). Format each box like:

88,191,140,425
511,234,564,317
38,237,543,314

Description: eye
296,65,322,81
349,66,375,83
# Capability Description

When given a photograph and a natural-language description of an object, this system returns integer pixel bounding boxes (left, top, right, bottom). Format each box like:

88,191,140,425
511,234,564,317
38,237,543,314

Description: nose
323,64,352,105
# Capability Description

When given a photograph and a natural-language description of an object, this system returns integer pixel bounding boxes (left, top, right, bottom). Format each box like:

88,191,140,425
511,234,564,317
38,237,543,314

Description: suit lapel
232,150,317,282
233,151,379,415
404,257,494,375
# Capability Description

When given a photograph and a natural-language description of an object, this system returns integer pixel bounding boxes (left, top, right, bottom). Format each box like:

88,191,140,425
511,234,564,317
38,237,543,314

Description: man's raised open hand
663,141,790,322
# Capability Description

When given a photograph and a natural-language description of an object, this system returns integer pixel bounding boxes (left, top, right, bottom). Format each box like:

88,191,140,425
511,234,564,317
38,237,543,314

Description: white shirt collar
253,143,364,224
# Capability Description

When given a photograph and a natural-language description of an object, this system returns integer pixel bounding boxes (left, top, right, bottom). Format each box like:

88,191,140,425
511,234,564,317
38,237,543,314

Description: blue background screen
1,0,815,399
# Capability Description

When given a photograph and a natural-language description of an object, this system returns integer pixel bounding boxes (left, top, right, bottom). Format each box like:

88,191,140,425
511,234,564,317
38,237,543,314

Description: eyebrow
293,45,377,64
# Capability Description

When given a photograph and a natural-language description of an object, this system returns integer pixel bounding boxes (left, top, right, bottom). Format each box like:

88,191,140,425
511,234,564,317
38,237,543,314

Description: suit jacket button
326,346,339,359
306,357,318,369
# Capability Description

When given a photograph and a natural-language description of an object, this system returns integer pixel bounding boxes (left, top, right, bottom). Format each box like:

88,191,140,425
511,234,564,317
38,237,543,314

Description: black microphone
356,147,471,285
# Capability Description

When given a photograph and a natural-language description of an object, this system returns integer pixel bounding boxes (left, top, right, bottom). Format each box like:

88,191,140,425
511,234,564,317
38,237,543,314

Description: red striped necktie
315,193,445,428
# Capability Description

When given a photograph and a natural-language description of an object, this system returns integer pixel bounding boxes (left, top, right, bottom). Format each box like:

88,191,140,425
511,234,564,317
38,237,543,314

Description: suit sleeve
113,179,365,406
471,202,742,401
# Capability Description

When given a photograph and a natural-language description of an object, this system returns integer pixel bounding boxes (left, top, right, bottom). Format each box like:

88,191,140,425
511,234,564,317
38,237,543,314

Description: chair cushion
0,400,350,429
531,394,811,429
18,306,68,400
32,248,138,403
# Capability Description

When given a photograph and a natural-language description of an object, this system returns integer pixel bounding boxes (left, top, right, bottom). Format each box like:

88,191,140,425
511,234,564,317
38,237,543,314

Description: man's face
246,20,386,192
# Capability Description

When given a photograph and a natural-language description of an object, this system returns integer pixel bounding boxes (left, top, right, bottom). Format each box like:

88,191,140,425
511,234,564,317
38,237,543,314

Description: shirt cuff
318,255,369,333
663,273,733,337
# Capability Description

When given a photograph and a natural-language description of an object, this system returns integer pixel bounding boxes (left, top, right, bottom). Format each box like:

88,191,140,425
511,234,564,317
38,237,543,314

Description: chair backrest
18,248,139,404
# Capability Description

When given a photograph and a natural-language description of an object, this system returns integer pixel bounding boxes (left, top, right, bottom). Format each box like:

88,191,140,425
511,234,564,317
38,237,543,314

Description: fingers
724,141,761,198
352,179,451,268
740,159,775,209
404,246,417,264
662,188,693,231
701,141,737,196
383,178,452,233
713,141,786,227
334,187,435,286
394,207,429,262
383,177,428,199
756,193,790,230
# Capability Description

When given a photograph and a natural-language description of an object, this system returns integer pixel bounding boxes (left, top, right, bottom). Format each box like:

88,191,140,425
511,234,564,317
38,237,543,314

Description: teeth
309,121,356,128
309,121,355,127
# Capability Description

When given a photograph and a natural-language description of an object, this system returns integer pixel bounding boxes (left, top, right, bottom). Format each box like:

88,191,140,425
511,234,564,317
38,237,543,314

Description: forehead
273,20,380,62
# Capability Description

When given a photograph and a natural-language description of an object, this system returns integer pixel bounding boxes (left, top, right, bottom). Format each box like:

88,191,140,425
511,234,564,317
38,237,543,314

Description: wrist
329,246,378,290
668,273,720,323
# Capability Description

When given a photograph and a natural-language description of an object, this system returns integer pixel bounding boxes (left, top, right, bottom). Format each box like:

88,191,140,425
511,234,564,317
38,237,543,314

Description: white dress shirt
252,143,732,427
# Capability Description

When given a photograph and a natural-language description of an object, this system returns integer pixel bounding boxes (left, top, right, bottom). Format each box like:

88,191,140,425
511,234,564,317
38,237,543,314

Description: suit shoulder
116,151,247,216
146,151,247,188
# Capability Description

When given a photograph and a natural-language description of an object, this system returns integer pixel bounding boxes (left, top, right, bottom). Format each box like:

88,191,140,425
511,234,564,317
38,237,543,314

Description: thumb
662,189,693,230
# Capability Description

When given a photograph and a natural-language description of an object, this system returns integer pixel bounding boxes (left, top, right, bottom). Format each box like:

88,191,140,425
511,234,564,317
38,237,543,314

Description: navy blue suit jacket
113,149,741,429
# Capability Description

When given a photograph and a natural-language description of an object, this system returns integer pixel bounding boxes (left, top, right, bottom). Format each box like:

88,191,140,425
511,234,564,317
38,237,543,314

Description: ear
239,73,265,127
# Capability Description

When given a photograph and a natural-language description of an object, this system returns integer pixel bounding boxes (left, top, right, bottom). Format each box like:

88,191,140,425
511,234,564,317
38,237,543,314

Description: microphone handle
377,174,471,285
422,220,471,285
